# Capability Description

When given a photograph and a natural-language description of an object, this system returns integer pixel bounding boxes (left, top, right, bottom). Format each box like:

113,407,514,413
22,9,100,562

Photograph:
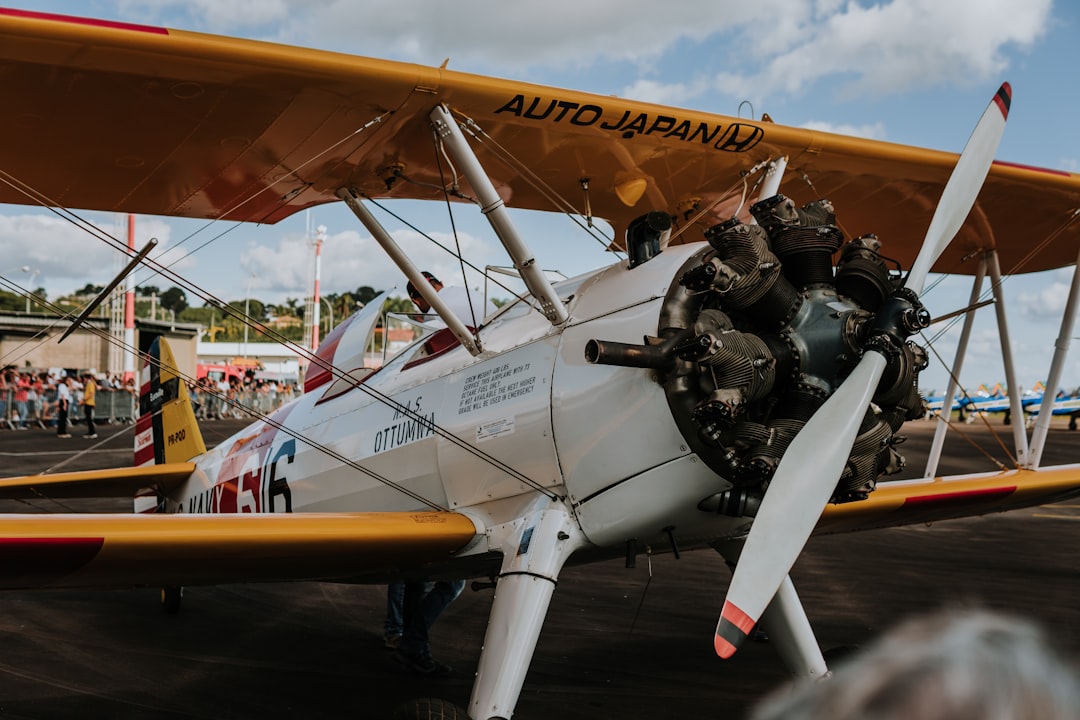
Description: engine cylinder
751,195,843,288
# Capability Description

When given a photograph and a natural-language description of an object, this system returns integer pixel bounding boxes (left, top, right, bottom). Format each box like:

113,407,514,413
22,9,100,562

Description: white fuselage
171,244,746,554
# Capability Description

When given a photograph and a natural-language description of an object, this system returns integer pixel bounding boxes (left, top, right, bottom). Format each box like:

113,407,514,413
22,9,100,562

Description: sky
1,0,1078,393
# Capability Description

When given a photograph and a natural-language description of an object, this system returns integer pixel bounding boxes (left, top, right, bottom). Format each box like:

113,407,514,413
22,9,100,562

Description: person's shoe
384,634,401,650
84,433,98,439
56,434,71,438
391,650,452,677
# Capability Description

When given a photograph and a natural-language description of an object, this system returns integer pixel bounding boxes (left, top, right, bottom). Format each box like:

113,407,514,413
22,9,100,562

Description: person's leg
417,579,466,646
399,580,464,660
394,581,455,675
384,582,405,645
398,581,431,657
57,405,68,436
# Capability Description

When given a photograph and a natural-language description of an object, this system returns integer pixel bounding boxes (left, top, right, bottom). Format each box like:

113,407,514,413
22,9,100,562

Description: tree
355,285,379,305
383,295,416,315
0,289,21,312
333,292,356,319
160,286,188,315
227,298,266,321
137,285,160,297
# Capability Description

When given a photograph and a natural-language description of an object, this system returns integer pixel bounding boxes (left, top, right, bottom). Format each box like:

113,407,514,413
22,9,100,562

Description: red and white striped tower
310,224,326,352
123,214,137,382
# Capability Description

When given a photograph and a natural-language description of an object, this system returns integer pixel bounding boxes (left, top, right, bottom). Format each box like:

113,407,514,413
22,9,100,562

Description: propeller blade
714,82,1012,659
714,352,886,657
906,82,1011,295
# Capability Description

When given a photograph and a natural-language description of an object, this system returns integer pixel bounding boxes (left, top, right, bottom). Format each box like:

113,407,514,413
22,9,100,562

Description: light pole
320,297,334,337
242,272,255,358
20,266,39,313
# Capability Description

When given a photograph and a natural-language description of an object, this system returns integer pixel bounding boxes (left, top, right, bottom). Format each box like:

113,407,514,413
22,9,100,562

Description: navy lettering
492,95,763,153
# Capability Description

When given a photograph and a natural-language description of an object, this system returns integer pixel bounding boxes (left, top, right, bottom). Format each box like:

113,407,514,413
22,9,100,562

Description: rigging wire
918,334,1015,470
0,195,560,501
0,277,451,509
431,128,480,329
0,123,550,498
450,109,619,255
360,196,539,312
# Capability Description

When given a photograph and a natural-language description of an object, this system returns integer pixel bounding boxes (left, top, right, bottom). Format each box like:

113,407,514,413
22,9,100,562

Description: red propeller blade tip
994,82,1011,119
714,601,756,658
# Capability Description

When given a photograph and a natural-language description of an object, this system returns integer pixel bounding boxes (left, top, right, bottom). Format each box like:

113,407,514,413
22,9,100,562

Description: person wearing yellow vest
80,373,97,439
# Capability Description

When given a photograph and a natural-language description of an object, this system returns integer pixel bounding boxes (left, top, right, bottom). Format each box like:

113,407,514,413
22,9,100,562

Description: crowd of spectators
1,366,300,431
0,366,137,431
189,372,298,421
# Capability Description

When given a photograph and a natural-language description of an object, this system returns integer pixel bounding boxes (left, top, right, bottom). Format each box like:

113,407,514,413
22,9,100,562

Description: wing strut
337,187,482,356
59,238,157,343
430,105,569,326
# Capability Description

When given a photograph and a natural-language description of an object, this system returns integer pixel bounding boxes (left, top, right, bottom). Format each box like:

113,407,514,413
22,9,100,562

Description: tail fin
135,336,206,467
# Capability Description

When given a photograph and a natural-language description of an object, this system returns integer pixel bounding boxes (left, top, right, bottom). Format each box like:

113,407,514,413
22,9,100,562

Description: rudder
134,336,206,467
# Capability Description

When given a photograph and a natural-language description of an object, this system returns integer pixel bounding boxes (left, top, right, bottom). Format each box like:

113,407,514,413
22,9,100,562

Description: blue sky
2,0,1078,393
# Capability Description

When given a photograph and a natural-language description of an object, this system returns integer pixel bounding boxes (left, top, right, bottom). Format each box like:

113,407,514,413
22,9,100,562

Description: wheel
160,586,183,614
392,698,468,720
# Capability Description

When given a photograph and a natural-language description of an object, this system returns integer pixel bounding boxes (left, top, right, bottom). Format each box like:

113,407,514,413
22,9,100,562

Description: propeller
714,82,1011,659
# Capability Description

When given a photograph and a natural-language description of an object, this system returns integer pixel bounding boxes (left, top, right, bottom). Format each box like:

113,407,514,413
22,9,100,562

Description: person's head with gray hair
750,608,1080,720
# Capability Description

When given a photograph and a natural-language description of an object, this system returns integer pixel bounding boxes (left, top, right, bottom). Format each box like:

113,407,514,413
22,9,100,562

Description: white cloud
237,224,501,304
755,0,1051,99
1017,268,1074,319
799,120,887,140
620,79,710,108
0,212,189,299
101,0,1053,110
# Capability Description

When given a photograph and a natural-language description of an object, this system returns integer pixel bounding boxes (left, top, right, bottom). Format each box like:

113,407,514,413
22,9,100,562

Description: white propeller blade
906,83,1011,295
714,82,1011,658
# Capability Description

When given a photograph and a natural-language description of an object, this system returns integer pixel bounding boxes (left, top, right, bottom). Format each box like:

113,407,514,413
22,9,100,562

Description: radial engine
586,195,930,513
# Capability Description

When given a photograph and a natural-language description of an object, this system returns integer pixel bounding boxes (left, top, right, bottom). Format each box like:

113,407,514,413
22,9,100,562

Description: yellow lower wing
817,465,1080,534
0,512,478,589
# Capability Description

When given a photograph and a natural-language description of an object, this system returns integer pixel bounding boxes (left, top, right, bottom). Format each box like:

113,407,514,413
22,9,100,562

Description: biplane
1,8,1079,719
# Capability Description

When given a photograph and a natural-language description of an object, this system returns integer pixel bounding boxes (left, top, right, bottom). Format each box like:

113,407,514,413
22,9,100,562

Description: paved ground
0,415,1076,719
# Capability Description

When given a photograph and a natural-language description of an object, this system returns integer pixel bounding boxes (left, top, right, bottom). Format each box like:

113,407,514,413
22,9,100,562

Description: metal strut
336,187,482,356
429,105,569,326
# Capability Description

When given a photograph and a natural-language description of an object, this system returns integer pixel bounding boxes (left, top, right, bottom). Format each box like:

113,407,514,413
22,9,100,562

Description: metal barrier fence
1,385,300,430
1,386,138,430
191,386,301,421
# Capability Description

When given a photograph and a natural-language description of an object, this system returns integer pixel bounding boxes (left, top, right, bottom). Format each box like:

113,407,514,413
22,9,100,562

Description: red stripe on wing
0,537,104,582
0,8,169,34
903,486,1017,507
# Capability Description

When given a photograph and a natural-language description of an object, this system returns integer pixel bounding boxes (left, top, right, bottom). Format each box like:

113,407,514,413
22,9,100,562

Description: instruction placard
458,361,538,415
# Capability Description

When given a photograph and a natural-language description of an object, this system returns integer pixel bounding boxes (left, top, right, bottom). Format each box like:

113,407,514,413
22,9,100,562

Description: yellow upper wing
1,9,1077,275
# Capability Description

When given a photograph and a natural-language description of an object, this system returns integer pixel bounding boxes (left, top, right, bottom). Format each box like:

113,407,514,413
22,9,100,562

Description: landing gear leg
713,540,827,680
469,499,585,720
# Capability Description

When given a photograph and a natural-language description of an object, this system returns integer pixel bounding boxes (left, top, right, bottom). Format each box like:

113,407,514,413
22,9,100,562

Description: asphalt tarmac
0,415,1077,719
